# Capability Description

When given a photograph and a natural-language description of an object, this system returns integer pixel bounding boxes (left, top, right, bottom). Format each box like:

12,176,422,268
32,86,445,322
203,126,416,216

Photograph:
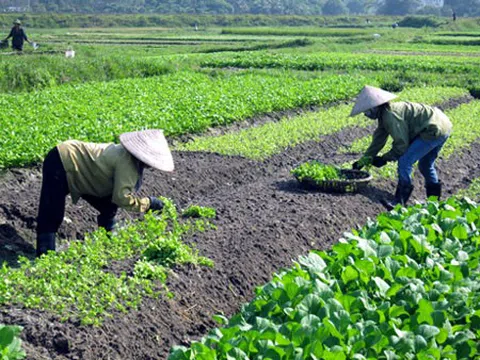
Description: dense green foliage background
0,0,474,16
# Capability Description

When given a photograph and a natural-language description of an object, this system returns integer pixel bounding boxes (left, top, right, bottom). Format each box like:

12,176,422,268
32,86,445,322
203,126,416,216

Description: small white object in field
373,34,381,39
32,42,38,49
65,50,75,58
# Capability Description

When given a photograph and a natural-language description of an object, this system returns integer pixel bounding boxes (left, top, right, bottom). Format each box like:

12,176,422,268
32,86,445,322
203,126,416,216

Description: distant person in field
351,86,452,210
452,11,457,22
3,19,31,51
36,130,173,257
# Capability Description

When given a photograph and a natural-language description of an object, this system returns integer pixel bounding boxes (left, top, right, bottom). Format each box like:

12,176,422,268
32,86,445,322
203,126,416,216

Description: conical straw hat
120,129,174,172
350,85,398,117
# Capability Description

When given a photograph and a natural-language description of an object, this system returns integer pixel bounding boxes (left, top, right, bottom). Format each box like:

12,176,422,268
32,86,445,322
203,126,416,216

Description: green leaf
417,325,440,339
452,224,469,240
373,277,390,297
212,315,228,325
0,326,14,347
417,299,434,325
341,266,358,284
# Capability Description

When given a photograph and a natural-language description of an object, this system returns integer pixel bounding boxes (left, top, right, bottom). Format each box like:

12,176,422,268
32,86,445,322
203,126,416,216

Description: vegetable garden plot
3,129,480,359
177,87,469,160
0,71,367,168
170,197,480,359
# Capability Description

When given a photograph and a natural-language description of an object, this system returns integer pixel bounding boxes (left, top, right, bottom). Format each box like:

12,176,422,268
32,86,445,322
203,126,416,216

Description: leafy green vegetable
0,70,368,169
291,161,344,182
182,205,217,219
169,197,480,359
0,199,213,325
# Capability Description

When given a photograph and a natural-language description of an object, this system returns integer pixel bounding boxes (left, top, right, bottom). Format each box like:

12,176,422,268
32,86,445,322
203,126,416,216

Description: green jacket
364,102,452,161
57,140,150,212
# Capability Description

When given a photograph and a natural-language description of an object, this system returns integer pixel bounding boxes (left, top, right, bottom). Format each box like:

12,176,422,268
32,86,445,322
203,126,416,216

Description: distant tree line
0,0,476,16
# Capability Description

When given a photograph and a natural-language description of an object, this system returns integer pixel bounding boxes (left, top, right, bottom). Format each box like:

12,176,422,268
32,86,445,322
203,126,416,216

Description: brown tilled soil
0,97,478,359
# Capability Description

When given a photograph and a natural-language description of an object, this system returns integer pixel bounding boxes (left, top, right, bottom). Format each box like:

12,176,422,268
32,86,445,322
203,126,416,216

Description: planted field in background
170,197,480,359
0,70,367,168
178,87,468,160
0,200,213,326
221,27,375,37
200,51,480,74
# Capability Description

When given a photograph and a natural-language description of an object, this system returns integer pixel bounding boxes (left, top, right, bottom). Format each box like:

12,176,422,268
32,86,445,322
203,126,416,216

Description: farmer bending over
351,86,452,210
4,19,31,51
36,129,173,257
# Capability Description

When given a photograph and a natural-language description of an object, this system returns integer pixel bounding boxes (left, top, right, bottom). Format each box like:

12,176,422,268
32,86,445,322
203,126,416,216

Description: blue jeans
398,135,449,186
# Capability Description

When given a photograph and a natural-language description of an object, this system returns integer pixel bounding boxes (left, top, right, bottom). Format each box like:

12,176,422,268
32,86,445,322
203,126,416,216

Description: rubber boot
382,183,414,211
97,214,117,232
426,182,442,200
36,233,56,257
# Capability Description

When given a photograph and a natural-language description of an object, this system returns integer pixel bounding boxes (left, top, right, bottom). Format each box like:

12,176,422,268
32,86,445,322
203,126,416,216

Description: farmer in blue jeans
351,86,452,210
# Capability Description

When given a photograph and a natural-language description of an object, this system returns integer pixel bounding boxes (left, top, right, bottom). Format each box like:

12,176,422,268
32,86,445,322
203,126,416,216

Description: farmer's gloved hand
372,156,388,168
352,160,363,170
148,197,164,212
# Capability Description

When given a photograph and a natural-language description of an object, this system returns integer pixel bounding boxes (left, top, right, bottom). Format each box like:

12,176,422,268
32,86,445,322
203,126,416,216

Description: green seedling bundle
292,161,345,183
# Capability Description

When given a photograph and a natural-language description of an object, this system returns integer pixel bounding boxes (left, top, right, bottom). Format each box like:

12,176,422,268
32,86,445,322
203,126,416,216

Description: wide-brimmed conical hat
350,85,398,117
13,19,21,25
120,129,174,172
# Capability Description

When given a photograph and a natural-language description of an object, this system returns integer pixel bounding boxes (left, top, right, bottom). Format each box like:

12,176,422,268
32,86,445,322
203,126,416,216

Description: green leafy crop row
178,87,468,160
0,70,366,168
200,51,480,74
170,197,480,359
0,199,213,326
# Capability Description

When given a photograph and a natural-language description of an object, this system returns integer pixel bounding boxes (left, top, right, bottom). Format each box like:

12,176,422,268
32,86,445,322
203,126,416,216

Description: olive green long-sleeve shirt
364,102,452,161
57,140,150,212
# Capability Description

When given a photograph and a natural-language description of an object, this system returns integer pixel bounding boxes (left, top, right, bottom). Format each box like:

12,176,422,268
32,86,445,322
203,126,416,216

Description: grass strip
0,199,213,326
0,70,367,169
177,87,468,160
170,197,480,359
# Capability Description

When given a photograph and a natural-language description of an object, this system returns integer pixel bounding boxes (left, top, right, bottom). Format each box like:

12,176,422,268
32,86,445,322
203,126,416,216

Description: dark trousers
37,147,69,234
37,147,118,234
